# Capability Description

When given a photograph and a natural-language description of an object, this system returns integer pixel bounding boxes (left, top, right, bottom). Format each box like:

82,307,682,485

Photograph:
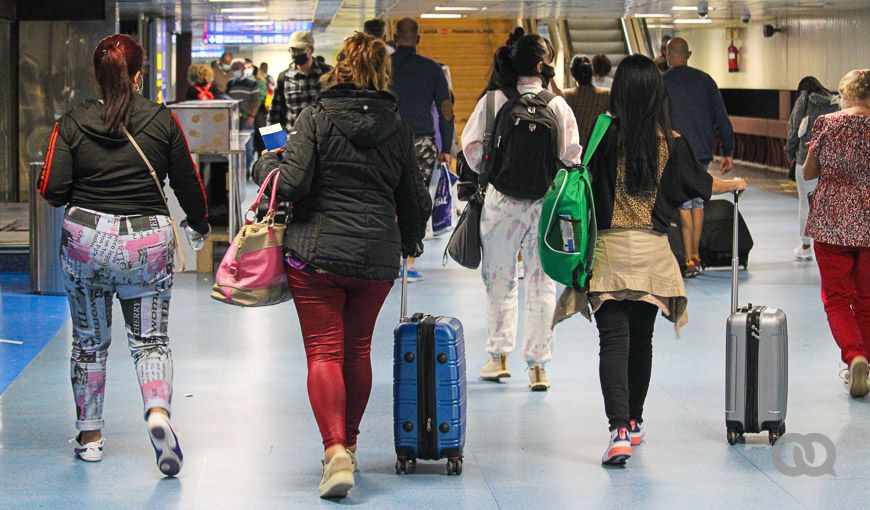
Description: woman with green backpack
553,55,747,466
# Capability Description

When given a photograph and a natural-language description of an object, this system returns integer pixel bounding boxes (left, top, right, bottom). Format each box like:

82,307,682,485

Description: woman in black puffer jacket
252,32,430,499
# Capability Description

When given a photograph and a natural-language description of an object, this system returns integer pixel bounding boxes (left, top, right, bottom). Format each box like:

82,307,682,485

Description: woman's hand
731,177,747,192
711,175,748,195
260,147,284,157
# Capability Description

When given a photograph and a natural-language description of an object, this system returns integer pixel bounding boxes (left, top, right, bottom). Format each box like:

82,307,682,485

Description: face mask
243,67,254,78
293,53,309,66
541,63,556,88
232,70,242,79
221,63,231,72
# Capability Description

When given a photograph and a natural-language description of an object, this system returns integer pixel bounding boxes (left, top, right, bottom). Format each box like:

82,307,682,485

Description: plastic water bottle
559,214,575,253
181,220,205,251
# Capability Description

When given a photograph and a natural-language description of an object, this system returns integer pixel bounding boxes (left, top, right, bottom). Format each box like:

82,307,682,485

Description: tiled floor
2,180,867,509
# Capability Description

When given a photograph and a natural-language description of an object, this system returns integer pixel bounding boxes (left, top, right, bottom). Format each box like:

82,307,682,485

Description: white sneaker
147,412,184,477
601,427,632,466
348,448,358,472
480,354,511,381
319,451,355,499
793,245,813,261
848,356,870,398
71,434,104,462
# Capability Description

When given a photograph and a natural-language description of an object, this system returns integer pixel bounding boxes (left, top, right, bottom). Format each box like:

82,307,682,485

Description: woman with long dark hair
253,33,430,498
37,34,209,476
784,75,839,261
554,55,746,465
462,29,582,391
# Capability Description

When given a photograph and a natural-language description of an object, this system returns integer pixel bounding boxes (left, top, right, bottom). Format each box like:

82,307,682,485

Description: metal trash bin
29,162,65,295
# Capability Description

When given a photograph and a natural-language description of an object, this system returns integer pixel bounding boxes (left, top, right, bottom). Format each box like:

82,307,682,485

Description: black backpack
488,89,560,200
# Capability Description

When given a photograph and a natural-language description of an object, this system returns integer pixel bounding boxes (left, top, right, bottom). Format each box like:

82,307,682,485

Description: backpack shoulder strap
581,114,613,168
536,89,556,104
479,90,498,188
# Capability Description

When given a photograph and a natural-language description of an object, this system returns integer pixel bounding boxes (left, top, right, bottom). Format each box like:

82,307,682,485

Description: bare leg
691,208,704,261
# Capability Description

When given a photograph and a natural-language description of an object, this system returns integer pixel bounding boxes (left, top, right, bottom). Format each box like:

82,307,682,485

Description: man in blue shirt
663,37,734,277
391,17,455,281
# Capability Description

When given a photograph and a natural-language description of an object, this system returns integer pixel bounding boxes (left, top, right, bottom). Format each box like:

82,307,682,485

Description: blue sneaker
400,268,423,283
147,412,183,477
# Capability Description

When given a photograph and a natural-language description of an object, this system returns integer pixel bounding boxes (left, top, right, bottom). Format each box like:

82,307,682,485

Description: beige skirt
553,229,688,332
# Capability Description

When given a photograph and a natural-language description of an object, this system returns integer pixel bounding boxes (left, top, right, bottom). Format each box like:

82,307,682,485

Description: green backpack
538,114,612,291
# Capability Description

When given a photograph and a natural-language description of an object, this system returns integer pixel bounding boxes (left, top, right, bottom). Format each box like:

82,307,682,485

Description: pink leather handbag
211,168,292,306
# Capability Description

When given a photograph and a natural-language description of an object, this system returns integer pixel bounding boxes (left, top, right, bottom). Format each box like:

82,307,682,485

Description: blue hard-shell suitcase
393,262,467,475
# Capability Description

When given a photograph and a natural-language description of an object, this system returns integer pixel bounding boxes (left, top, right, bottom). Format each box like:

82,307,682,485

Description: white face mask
232,70,242,79
243,67,254,78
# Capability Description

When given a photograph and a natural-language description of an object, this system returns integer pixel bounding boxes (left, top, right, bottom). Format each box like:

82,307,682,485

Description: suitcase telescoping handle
400,257,409,322
731,191,741,314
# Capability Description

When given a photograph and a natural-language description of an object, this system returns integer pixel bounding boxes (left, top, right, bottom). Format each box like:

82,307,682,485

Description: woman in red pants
253,33,430,498
804,68,870,397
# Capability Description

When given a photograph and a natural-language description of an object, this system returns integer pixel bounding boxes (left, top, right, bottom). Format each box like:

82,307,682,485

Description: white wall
677,11,870,91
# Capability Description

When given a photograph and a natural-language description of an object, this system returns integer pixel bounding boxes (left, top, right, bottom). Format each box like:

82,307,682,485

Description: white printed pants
480,186,556,365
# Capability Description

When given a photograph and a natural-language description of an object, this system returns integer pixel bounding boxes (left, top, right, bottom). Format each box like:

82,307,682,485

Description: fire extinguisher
728,40,739,73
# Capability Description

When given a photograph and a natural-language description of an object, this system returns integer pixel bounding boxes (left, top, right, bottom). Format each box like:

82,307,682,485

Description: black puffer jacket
253,84,431,281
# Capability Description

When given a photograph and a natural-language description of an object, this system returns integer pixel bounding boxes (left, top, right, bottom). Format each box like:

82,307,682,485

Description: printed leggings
60,207,175,432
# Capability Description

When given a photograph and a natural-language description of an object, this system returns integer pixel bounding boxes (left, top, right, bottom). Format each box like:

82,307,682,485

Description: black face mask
541,63,556,88
293,53,309,67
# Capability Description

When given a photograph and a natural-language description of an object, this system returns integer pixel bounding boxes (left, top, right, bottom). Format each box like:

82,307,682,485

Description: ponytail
93,34,144,136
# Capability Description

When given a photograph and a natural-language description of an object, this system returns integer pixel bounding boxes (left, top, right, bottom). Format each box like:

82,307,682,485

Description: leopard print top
611,137,670,230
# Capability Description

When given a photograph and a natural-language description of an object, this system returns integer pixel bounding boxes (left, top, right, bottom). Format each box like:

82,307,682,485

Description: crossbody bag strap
581,114,613,168
122,125,186,271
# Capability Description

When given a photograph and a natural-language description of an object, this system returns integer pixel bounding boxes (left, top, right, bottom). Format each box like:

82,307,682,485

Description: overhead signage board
203,17,313,45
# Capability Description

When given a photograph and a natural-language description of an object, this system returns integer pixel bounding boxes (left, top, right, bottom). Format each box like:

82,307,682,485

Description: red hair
93,34,144,135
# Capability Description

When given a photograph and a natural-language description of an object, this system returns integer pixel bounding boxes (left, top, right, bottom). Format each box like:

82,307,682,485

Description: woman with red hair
37,34,209,476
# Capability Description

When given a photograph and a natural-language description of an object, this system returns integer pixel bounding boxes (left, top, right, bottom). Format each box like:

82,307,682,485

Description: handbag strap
122,125,186,270
246,167,282,223
581,114,613,169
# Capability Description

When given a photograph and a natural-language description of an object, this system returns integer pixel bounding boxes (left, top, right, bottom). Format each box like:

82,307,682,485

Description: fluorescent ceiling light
227,15,268,20
420,13,463,18
209,0,260,2
243,21,276,26
434,6,479,10
673,18,713,24
221,7,267,13
647,24,675,29
672,5,698,10
635,14,671,18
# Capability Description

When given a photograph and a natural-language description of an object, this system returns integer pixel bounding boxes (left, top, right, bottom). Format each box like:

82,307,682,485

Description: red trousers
815,242,870,364
287,266,392,449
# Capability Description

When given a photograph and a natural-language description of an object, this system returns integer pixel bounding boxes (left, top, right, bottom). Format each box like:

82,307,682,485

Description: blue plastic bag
432,163,455,236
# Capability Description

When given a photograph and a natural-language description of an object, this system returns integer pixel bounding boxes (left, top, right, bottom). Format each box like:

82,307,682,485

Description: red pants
815,242,870,364
287,266,392,449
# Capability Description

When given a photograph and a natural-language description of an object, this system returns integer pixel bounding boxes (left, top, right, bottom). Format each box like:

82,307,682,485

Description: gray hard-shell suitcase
725,192,788,445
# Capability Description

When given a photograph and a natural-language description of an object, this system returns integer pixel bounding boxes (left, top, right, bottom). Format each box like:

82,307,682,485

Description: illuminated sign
202,18,314,45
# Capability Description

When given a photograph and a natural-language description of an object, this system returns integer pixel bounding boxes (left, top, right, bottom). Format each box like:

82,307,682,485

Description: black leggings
594,299,658,431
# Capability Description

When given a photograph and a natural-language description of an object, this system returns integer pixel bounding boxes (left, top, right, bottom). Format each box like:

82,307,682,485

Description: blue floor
2,184,869,509
0,273,68,395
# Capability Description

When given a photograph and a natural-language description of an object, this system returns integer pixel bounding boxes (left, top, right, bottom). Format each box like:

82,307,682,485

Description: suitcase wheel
395,457,416,475
768,424,785,445
727,429,741,446
446,458,463,476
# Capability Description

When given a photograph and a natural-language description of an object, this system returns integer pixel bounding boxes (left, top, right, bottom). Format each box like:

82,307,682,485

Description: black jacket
37,94,209,234
253,84,431,281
